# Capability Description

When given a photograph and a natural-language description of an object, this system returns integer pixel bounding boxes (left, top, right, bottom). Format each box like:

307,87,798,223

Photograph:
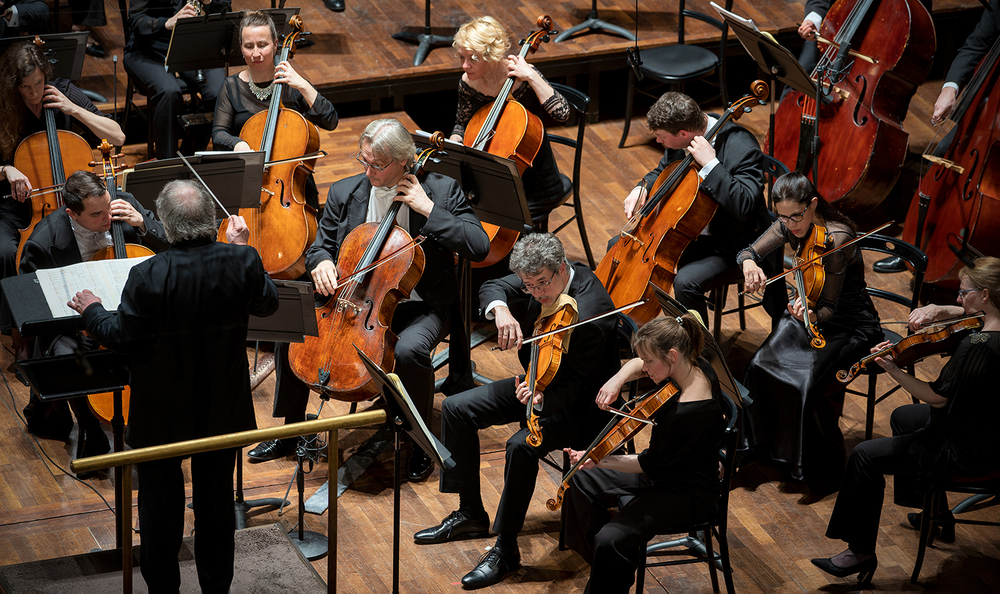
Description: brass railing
70,409,388,594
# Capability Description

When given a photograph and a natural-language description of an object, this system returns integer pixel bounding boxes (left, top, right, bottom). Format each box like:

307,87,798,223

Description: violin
465,15,555,269
769,0,934,215
524,296,579,447
86,140,155,424
217,16,319,280
546,380,681,511
595,81,768,326
13,36,94,266
791,223,830,349
286,134,443,401
837,313,984,383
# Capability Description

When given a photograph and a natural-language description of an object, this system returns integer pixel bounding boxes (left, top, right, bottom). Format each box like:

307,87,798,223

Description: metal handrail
70,409,388,594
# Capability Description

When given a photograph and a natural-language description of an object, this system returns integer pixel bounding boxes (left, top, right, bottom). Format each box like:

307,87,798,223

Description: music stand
554,0,637,43
165,8,299,72
391,0,454,67
355,346,454,594
713,3,823,190
124,153,262,217
412,131,532,389
0,32,89,81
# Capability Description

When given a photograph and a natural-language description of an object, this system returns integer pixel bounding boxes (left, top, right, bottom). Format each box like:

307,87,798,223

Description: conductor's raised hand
225,214,249,245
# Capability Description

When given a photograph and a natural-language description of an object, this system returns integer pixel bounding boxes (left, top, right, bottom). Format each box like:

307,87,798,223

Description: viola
524,295,579,447
791,223,830,349
465,15,554,269
12,38,95,266
216,15,319,280
286,134,443,401
595,81,768,326
901,38,1000,288
837,314,984,383
87,140,155,424
769,0,934,215
546,380,681,511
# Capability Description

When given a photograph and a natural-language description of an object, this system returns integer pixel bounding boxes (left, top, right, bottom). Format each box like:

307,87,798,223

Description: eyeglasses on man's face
356,152,387,172
521,270,558,294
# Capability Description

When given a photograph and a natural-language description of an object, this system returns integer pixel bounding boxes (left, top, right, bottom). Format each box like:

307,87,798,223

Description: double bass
287,134,443,401
217,16,319,280
901,37,1000,288
770,0,935,214
464,15,555,268
87,140,156,424
595,82,767,326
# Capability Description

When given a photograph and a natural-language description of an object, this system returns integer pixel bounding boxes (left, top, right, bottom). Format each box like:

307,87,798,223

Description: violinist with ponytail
739,172,882,492
562,314,725,594
811,257,1000,585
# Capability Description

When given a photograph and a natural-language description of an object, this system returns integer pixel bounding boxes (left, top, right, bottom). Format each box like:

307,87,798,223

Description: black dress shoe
414,510,490,544
407,446,435,482
323,0,345,11
247,438,296,461
77,427,111,459
907,511,955,543
873,255,906,273
85,41,105,58
811,555,877,586
461,542,520,589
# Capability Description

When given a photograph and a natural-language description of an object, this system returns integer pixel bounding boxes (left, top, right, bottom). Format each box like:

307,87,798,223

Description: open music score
35,257,151,317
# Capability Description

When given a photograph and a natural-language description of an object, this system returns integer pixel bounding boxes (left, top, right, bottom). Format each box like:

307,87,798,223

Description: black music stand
716,4,822,192
554,0,637,43
125,153,262,217
355,346,454,594
411,131,532,390
391,0,454,67
165,8,300,73
0,32,88,81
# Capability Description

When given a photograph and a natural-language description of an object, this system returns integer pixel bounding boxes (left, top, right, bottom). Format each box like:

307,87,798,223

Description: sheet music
710,2,759,32
387,372,446,460
36,256,153,317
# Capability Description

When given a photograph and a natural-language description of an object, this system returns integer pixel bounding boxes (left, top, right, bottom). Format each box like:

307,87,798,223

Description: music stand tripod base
392,30,453,66
554,3,637,43
288,528,328,560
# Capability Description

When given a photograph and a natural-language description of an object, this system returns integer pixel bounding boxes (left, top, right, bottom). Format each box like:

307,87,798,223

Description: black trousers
439,378,599,535
272,301,449,428
0,198,29,332
564,467,717,594
673,237,739,324
825,403,931,554
123,51,224,160
137,448,237,594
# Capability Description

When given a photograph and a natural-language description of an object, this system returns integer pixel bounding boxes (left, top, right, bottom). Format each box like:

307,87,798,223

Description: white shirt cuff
804,11,822,28
698,158,720,180
942,82,959,92
484,300,507,320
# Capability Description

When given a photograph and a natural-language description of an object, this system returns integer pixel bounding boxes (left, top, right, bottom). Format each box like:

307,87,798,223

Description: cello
901,37,1000,288
770,0,935,215
594,82,767,326
217,15,319,280
464,15,554,268
87,139,156,424
286,134,444,401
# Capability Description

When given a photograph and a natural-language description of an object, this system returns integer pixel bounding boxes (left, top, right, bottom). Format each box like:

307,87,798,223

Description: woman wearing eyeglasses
811,256,1000,585
738,172,883,494
211,9,338,210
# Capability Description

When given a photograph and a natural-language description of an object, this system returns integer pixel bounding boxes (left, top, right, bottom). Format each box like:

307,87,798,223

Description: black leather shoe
414,510,490,544
407,447,435,482
85,41,105,58
323,0,345,11
811,555,877,586
461,542,520,589
907,511,955,543
873,255,906,273
77,427,111,459
247,438,296,461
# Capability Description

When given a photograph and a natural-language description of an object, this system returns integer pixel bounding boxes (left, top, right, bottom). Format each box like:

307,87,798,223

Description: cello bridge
620,231,643,246
336,298,362,313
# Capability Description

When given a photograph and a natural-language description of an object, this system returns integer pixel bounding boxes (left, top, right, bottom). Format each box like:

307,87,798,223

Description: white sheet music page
35,256,153,317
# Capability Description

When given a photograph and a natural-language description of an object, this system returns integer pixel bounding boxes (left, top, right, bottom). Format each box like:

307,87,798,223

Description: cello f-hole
851,75,869,127
962,152,979,201
276,178,289,208
363,299,375,331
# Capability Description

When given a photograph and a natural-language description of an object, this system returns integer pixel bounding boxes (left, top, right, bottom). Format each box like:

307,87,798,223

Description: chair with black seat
619,389,739,593
840,234,927,440
546,82,596,268
619,0,733,149
122,61,211,160
911,470,1000,582
705,154,789,342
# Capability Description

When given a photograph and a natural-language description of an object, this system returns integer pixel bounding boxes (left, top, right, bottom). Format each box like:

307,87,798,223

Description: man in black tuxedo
414,232,619,589
123,0,229,159
248,117,490,481
69,179,279,593
19,170,166,459
620,91,781,325
0,0,48,37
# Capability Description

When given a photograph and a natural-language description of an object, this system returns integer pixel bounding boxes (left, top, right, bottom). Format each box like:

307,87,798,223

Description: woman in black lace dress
739,172,883,492
211,9,338,209
451,15,570,232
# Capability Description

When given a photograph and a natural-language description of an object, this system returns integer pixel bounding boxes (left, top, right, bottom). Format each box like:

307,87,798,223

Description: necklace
247,77,274,101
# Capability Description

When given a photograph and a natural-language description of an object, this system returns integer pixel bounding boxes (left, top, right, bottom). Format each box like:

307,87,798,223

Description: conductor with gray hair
68,182,277,593
248,117,490,482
